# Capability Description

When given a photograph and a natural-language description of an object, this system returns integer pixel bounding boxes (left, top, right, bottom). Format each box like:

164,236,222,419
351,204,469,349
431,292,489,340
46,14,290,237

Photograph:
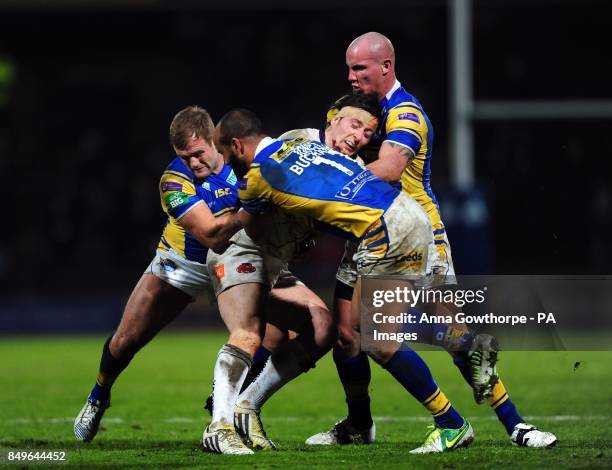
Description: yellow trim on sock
422,388,451,416
488,379,509,409
96,371,117,388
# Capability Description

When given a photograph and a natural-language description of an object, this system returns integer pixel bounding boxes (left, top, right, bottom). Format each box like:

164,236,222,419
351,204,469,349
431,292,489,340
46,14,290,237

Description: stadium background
1,1,611,467
2,0,611,332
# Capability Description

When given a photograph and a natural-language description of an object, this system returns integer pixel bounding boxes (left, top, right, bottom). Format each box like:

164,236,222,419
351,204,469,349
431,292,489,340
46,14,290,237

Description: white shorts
354,192,432,278
147,248,214,300
336,219,457,291
423,227,457,288
207,230,303,296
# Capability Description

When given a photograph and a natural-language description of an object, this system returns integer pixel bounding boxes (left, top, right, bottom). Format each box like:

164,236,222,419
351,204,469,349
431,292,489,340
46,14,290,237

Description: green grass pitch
1,332,611,469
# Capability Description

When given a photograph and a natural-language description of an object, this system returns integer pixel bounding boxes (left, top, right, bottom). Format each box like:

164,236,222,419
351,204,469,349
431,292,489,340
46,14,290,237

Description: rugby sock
453,358,523,435
384,349,464,429
88,335,131,404
237,339,314,411
211,344,252,427
410,324,473,352
452,356,474,384
334,350,373,430
404,308,472,352
239,346,271,393
488,380,524,435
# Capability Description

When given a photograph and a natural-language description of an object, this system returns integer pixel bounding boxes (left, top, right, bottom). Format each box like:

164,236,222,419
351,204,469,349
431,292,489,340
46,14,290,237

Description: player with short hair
73,106,330,455
306,32,556,451
213,108,475,454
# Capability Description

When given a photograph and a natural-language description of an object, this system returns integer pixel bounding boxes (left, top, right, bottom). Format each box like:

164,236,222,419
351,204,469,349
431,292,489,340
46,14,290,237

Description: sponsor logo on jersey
214,187,233,198
161,182,183,192
202,182,211,191
214,264,225,280
226,170,238,186
336,170,378,200
397,112,420,123
236,262,256,274
165,191,190,209
239,178,248,190
398,249,424,263
159,258,177,272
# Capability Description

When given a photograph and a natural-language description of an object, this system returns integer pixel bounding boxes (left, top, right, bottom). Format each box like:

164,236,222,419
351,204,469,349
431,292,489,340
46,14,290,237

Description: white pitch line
4,415,608,425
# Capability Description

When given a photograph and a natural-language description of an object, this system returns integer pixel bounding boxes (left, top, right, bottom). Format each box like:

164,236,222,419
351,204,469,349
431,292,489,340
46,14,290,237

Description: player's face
213,127,249,179
174,136,219,180
327,116,376,156
346,49,385,97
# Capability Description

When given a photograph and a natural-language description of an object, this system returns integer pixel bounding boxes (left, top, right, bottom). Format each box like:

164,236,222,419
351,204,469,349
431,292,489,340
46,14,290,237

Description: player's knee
367,348,396,366
337,322,358,347
310,305,337,346
335,326,360,358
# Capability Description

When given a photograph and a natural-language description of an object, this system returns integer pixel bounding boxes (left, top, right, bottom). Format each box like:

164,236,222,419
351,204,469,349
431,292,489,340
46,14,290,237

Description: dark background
1,0,610,331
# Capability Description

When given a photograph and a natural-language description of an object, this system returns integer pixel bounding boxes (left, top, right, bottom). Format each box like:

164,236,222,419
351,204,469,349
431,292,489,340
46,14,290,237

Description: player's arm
366,105,425,183
160,170,250,253
366,141,415,182
178,204,251,253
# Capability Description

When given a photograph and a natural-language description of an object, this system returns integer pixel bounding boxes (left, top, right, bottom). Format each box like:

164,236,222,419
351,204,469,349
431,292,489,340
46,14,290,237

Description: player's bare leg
75,273,192,442
235,284,336,450
305,278,377,446
110,274,193,361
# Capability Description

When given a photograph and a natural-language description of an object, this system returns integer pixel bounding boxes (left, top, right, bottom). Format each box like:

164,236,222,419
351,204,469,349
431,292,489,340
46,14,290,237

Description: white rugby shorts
147,247,214,300
207,230,303,296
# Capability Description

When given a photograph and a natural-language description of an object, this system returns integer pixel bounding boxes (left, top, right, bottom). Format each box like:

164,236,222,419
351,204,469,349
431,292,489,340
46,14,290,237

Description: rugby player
212,108,475,454
306,32,556,450
200,110,345,453
73,107,331,455
200,93,381,451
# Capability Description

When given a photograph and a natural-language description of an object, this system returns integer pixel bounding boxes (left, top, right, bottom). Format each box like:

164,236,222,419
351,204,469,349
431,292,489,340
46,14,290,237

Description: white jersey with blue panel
239,137,400,241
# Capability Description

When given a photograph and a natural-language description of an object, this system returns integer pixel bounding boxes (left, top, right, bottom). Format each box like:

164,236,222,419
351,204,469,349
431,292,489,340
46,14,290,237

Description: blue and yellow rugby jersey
380,81,443,232
158,158,239,263
239,137,399,240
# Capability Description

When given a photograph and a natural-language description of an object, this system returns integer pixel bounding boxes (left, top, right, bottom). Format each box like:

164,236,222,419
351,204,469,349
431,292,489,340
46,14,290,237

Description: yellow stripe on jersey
386,103,442,229
163,170,194,182
159,171,197,258
240,167,385,239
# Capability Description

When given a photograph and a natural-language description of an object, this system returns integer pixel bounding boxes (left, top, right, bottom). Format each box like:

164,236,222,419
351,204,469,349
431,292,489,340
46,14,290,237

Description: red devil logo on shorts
236,263,256,274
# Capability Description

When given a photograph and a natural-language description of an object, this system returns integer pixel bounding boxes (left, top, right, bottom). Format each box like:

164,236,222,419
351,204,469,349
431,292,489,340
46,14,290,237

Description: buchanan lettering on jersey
240,138,400,240
289,141,355,176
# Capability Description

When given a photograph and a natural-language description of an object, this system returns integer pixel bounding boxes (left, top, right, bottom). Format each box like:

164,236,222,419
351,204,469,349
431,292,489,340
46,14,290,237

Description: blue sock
452,357,474,385
494,398,523,435
88,336,130,405
88,382,110,404
404,310,473,352
455,357,524,435
239,346,271,393
384,349,464,429
253,346,271,368
335,351,372,429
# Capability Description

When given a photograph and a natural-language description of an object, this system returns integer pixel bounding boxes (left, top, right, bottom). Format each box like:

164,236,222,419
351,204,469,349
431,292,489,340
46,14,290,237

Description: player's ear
381,59,392,76
231,137,243,156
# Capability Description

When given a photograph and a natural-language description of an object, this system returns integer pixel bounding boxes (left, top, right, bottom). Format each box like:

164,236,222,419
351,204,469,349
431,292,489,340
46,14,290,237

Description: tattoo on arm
387,142,416,160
